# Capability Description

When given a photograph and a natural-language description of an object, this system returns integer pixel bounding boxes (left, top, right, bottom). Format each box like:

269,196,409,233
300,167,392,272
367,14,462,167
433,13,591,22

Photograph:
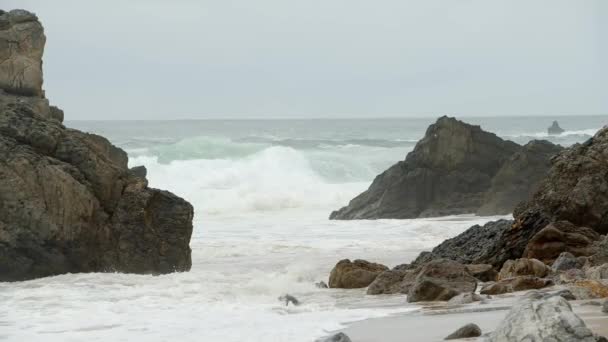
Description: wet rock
412,219,513,268
497,258,551,280
407,259,477,302
552,251,586,271
130,165,147,179
328,259,388,289
318,332,352,342
523,221,600,264
331,116,560,219
603,301,608,314
465,264,498,282
488,296,596,341
444,323,481,340
548,120,565,135
480,276,553,295
278,294,300,306
366,268,417,295
315,281,328,289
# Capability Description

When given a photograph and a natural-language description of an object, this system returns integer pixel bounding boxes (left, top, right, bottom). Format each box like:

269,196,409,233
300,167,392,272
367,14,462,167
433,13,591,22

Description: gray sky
5,0,607,120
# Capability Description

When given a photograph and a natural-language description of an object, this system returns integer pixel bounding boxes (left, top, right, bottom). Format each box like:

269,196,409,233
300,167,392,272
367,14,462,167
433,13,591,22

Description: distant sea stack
548,120,565,135
0,9,194,281
330,116,563,220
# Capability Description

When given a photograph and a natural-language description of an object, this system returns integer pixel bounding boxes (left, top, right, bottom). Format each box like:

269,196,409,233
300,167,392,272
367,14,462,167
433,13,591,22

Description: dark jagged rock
366,267,418,295
318,333,352,342
328,259,388,289
411,220,513,268
523,221,600,264
0,10,194,281
330,116,561,219
444,323,481,340
548,120,565,135
465,264,498,282
407,259,477,302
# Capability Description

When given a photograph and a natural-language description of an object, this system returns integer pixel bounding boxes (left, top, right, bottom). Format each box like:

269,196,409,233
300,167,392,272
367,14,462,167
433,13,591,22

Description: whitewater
2,116,606,341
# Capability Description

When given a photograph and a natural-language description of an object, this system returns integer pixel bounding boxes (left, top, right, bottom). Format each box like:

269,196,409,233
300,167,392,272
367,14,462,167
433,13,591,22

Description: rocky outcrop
366,267,417,295
465,264,498,282
488,296,597,342
0,10,194,281
548,120,565,135
407,259,477,302
0,10,44,97
328,259,388,289
330,117,561,219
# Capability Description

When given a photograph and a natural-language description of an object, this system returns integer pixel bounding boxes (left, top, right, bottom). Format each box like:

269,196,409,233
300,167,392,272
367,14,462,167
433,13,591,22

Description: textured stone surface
330,117,560,219
480,276,553,295
497,258,551,280
523,221,600,264
0,10,45,96
407,259,477,302
366,268,417,295
488,296,596,342
465,264,498,282
328,259,388,289
552,252,586,272
445,323,481,340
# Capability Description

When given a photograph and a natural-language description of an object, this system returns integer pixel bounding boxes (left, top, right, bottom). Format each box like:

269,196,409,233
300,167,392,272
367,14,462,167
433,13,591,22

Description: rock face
548,120,565,135
366,268,417,295
497,126,608,267
328,259,388,289
0,10,194,281
488,296,596,342
0,10,45,97
407,259,477,302
330,117,561,219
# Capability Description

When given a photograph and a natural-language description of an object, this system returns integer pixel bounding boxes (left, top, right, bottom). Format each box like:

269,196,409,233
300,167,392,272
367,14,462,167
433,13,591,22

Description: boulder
465,264,498,282
0,10,45,96
558,269,586,284
552,251,586,271
570,280,608,298
488,296,596,341
412,219,514,268
480,276,553,295
497,258,551,280
330,116,560,220
407,259,477,302
0,12,194,281
603,301,608,314
523,221,600,264
328,259,388,289
444,323,481,340
366,268,417,295
318,333,352,342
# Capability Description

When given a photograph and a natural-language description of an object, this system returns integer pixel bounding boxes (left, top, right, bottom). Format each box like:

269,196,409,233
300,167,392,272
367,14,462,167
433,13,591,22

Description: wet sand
334,288,608,342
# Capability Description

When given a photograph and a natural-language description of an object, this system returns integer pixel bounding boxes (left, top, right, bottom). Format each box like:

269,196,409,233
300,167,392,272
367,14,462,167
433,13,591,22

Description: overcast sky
5,0,607,120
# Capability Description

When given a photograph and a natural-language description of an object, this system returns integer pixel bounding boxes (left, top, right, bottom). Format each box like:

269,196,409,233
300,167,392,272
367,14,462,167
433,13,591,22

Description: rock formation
330,116,561,220
488,296,597,341
0,10,194,281
548,120,565,135
444,323,481,340
406,259,477,302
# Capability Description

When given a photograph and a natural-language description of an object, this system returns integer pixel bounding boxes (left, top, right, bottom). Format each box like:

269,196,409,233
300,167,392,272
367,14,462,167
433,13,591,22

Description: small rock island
548,120,565,135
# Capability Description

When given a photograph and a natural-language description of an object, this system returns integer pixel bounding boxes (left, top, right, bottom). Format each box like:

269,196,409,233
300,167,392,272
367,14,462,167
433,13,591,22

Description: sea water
1,116,606,341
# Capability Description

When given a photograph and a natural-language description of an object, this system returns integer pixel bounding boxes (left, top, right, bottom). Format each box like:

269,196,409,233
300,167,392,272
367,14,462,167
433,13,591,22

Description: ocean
2,115,606,341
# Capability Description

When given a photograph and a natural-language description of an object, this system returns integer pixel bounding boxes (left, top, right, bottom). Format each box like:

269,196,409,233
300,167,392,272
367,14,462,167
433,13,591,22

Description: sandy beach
335,288,608,342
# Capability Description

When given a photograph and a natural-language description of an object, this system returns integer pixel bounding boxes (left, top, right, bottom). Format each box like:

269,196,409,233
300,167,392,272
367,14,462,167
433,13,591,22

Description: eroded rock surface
328,259,388,289
407,259,477,302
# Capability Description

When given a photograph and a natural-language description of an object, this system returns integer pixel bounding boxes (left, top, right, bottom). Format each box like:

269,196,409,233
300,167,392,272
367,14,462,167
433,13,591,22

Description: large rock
366,267,418,295
328,259,388,289
407,259,477,302
523,221,600,264
412,220,513,268
0,11,194,281
488,296,597,342
552,252,586,272
480,276,553,295
330,116,561,219
465,264,498,282
497,258,551,280
0,10,45,97
445,323,482,340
